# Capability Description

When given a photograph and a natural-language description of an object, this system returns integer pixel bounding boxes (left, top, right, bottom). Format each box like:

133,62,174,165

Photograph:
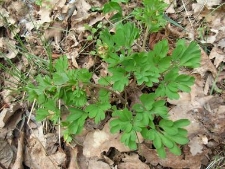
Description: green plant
26,0,201,158
132,0,168,51
132,0,167,33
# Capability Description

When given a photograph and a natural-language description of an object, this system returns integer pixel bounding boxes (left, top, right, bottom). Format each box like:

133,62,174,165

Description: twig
181,0,194,31
88,83,127,105
27,99,36,124
142,25,149,52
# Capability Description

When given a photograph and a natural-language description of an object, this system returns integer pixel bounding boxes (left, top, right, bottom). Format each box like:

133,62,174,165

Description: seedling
26,0,201,158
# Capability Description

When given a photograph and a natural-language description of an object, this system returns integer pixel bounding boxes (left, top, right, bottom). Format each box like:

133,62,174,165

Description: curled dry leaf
209,47,225,68
0,102,22,128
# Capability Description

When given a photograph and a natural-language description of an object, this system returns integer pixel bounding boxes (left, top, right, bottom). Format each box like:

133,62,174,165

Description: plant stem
88,83,127,105
142,25,150,52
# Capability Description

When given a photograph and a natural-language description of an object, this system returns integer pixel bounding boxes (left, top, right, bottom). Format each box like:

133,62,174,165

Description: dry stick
181,0,194,39
141,25,149,52
27,99,36,123
88,83,127,105
12,117,25,169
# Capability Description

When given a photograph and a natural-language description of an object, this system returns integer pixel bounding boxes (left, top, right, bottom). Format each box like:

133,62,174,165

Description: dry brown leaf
138,144,206,169
0,138,15,169
68,147,79,169
92,73,100,84
118,153,149,169
193,48,217,77
12,130,24,169
0,37,18,59
196,0,222,9
88,159,111,169
82,56,95,69
67,51,80,68
0,7,16,26
218,38,225,51
44,21,65,44
210,105,225,134
37,7,52,25
188,136,204,155
24,138,66,169
73,0,91,22
203,74,214,95
164,0,176,13
83,121,130,158
209,47,225,67
0,102,22,128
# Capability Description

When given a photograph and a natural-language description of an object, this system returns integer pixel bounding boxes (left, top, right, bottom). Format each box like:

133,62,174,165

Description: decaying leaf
0,138,15,169
188,136,204,155
0,37,18,59
193,48,217,77
88,159,111,169
24,137,66,169
118,153,149,169
138,144,207,169
0,102,22,128
83,121,130,158
209,47,225,67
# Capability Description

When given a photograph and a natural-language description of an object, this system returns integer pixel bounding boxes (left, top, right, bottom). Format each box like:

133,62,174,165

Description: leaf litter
0,0,225,168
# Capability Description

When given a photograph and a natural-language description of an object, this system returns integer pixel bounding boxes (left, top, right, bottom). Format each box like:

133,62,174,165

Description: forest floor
0,0,225,168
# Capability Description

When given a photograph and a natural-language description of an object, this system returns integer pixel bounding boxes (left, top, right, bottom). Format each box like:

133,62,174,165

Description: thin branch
142,25,149,52
88,83,127,105
181,0,194,32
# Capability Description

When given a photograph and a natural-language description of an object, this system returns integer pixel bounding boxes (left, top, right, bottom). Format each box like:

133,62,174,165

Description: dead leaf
73,0,91,22
83,121,130,158
0,37,18,59
218,38,225,52
0,102,22,128
67,51,80,68
88,159,111,169
118,153,149,169
138,144,206,169
0,138,15,169
209,47,225,68
196,0,222,9
164,0,176,13
82,56,95,69
68,147,79,169
44,21,65,44
24,138,66,169
188,136,204,155
193,48,217,78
